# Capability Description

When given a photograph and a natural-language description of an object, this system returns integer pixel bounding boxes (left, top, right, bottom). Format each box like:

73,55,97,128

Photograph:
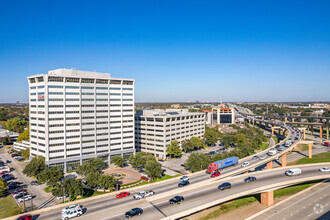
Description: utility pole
62,183,65,204
30,195,33,211
23,190,26,213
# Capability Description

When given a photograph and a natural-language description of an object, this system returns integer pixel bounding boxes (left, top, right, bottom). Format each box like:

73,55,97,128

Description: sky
0,0,330,103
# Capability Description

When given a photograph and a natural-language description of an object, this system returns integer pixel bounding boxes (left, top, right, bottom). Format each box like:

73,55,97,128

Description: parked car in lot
211,171,221,178
140,176,148,181
30,181,39,186
15,192,28,199
1,174,15,181
61,205,82,214
178,180,190,187
16,214,32,220
241,162,250,167
11,188,27,195
169,196,184,204
61,206,83,220
18,195,32,203
57,194,69,200
125,208,143,218
116,192,130,198
133,190,154,200
180,176,189,181
244,176,257,183
319,167,330,172
218,182,231,190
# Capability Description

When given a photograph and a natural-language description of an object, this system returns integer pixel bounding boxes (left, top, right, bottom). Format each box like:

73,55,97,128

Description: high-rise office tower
28,69,135,172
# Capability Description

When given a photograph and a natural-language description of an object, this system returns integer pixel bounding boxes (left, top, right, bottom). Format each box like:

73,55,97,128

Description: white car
241,162,250,167
319,167,330,172
133,190,155,200
259,155,267,160
267,148,277,156
180,176,189,181
18,195,32,203
61,207,83,220
61,205,81,214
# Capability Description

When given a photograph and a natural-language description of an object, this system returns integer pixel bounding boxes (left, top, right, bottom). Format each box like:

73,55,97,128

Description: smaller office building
212,107,235,124
135,109,205,159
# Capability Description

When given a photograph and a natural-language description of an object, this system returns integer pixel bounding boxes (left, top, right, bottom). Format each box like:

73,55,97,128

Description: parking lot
0,147,59,211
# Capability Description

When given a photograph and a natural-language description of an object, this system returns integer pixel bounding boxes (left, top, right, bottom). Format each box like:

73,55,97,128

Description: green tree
181,139,194,153
166,140,182,158
185,152,211,172
128,152,155,168
204,127,219,145
5,117,28,133
23,156,47,178
0,179,6,197
144,160,162,180
111,155,125,167
190,137,202,149
21,148,30,160
38,167,64,186
98,174,116,191
77,158,106,176
63,178,84,200
17,128,29,141
85,172,101,188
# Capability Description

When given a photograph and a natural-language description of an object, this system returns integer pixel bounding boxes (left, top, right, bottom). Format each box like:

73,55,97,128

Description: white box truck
285,168,301,176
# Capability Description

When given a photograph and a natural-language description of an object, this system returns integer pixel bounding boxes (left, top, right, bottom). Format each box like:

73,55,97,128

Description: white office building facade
28,69,135,172
135,109,205,159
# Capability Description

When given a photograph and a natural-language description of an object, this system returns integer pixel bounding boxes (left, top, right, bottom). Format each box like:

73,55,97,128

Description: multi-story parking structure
135,109,205,159
27,69,135,172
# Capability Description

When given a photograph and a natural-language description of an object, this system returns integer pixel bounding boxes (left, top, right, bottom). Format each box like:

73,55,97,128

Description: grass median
0,196,21,218
287,151,330,166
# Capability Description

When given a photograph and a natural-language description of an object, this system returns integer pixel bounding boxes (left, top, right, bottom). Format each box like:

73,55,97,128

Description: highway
35,163,330,220
4,112,314,220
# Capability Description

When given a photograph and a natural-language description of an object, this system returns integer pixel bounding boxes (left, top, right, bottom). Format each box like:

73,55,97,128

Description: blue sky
0,0,330,103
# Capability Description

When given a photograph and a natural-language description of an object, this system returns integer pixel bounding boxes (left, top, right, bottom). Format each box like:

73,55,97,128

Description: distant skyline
1,0,330,103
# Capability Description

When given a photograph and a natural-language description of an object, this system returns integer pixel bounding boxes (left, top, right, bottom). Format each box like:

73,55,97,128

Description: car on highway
16,214,32,220
61,205,82,214
169,196,184,204
277,146,285,151
267,148,277,156
285,168,301,176
259,155,267,160
30,181,39,186
244,176,257,183
140,176,148,181
252,155,259,160
18,195,32,203
241,162,250,167
133,190,155,200
319,167,330,172
211,171,221,178
125,208,143,218
178,180,190,187
180,176,189,181
116,192,130,198
218,182,231,190
61,206,83,220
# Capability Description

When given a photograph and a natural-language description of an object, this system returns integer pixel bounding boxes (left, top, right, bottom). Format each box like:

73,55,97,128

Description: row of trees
166,136,205,159
5,117,28,133
184,124,267,172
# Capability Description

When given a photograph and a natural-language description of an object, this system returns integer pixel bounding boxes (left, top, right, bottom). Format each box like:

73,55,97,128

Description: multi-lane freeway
7,112,327,220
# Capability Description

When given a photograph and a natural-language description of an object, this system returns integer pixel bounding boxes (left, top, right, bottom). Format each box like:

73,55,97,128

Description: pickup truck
133,190,155,200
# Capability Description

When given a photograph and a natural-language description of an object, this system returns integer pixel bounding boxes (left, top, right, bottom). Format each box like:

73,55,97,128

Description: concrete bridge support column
308,144,313,159
271,127,274,136
261,191,274,207
327,126,329,140
266,161,272,170
282,153,286,167
320,126,323,138
303,129,306,139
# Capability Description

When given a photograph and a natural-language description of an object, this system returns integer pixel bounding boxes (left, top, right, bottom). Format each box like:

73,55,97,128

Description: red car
141,176,149,181
211,171,221,178
116,192,130,198
16,214,32,220
0,171,9,176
